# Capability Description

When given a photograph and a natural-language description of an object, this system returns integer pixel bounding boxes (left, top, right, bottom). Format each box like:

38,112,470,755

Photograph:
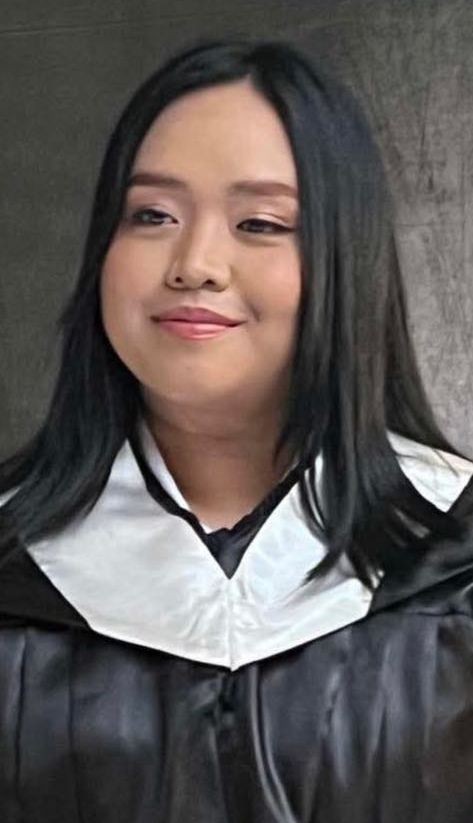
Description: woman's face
101,78,302,419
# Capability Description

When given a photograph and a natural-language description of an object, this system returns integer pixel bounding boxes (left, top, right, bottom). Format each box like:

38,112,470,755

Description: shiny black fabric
0,475,473,822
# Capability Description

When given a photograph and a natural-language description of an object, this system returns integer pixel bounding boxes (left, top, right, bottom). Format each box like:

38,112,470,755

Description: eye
127,209,293,234
129,208,174,226
238,218,291,234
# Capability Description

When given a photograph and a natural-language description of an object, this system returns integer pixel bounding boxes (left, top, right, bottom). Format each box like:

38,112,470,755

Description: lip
153,305,243,326
157,319,238,340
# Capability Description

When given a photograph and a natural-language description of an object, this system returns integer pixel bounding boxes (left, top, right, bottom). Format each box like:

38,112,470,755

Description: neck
141,401,295,529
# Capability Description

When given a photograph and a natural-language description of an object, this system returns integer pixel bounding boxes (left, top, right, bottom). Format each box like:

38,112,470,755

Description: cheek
100,240,164,345
259,250,301,322
245,258,301,375
101,241,150,307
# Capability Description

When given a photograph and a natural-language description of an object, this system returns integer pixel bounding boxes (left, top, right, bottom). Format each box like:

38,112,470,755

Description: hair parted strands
0,36,469,590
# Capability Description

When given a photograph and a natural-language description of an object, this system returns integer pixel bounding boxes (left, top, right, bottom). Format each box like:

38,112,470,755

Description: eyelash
127,208,293,234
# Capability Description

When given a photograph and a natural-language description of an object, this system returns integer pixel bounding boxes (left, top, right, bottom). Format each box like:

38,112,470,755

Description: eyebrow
126,171,298,199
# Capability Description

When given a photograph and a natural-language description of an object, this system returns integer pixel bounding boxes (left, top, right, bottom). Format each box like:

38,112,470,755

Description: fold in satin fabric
1,424,470,671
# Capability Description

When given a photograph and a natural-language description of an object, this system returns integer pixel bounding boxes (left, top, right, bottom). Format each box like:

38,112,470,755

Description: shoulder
387,430,473,512
368,431,473,619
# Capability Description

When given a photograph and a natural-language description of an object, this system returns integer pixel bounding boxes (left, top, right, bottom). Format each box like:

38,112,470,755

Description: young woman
0,37,472,823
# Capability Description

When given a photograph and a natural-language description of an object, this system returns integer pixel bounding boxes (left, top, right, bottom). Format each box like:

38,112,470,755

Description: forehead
131,79,298,193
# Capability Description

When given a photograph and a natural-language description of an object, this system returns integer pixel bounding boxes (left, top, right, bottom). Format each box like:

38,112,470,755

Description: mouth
154,319,242,340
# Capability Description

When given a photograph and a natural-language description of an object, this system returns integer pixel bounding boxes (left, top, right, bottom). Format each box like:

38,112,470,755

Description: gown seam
306,628,354,819
67,629,86,823
248,666,300,823
14,629,26,823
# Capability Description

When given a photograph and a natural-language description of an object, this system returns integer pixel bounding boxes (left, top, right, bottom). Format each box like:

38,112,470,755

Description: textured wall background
0,0,472,459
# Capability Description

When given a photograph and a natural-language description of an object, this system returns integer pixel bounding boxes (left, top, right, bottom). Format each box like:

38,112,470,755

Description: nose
165,218,232,291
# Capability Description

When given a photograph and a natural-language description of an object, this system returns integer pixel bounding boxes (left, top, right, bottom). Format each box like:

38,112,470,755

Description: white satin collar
4,426,473,670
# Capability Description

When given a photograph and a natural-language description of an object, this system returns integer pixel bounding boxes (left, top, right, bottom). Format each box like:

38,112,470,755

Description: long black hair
0,36,470,590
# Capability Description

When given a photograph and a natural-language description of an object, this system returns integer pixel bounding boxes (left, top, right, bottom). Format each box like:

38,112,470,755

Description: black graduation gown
1,437,473,823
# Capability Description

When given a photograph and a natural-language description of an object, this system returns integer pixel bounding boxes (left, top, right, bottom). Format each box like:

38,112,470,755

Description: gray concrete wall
1,0,472,458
